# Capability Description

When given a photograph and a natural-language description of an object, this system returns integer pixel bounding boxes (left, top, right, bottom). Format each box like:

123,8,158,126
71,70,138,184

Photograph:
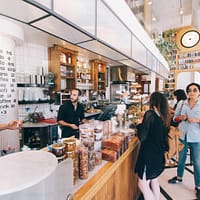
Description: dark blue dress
135,110,168,180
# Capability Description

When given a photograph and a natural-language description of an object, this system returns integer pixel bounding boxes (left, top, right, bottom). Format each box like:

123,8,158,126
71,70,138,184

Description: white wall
194,71,200,83
176,71,200,91
15,43,48,75
15,43,54,120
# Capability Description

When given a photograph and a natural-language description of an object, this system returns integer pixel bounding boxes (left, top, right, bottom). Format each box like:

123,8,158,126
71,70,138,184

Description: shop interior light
179,0,184,15
152,16,157,22
147,0,152,6
179,9,184,15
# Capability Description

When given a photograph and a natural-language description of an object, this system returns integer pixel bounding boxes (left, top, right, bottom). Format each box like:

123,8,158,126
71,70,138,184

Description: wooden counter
73,136,140,200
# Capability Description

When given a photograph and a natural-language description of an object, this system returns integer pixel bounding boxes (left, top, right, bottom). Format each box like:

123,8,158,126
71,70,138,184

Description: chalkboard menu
0,38,17,123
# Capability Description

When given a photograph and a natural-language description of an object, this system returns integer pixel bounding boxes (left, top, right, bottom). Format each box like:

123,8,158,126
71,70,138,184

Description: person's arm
0,120,22,131
79,103,88,124
136,111,153,142
57,120,78,130
81,118,89,124
173,100,187,122
187,117,200,123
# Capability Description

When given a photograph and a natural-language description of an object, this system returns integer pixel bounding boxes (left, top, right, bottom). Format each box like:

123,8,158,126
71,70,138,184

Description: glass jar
65,151,75,159
78,145,89,179
63,138,76,152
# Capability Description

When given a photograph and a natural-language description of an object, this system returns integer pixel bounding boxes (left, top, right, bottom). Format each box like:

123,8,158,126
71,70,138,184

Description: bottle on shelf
67,53,72,64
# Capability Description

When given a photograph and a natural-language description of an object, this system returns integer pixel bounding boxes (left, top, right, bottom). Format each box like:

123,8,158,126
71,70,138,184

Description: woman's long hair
149,92,171,128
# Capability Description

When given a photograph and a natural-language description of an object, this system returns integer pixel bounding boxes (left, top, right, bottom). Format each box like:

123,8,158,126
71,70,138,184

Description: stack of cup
93,120,103,151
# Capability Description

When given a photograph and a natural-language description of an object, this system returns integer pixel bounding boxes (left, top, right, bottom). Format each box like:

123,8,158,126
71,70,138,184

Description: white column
0,18,24,153
144,1,152,34
150,71,156,93
192,0,200,29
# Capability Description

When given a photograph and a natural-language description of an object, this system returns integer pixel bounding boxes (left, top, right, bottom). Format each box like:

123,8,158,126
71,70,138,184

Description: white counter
0,151,57,199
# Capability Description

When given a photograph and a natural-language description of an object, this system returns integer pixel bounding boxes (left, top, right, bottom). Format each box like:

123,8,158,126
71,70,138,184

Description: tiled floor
158,151,200,200
137,155,198,200
159,165,197,200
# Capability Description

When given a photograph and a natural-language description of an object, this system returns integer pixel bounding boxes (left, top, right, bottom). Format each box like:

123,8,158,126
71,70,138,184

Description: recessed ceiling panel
28,0,52,9
0,0,48,23
53,0,95,36
146,50,152,69
97,0,131,56
132,34,147,66
119,59,150,74
31,16,92,44
152,56,157,72
79,40,127,61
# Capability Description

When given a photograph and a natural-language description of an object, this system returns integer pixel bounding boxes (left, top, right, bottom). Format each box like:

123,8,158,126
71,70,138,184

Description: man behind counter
57,88,87,138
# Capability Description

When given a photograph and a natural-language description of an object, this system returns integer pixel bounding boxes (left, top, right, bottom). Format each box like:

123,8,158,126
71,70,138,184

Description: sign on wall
0,36,17,123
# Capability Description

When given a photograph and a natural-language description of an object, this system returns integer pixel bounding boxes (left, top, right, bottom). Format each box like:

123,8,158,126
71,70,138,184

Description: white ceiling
1,0,198,74
0,14,120,66
128,0,195,33
151,0,192,32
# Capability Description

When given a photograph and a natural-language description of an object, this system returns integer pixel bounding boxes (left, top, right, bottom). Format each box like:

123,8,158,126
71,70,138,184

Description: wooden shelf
60,62,75,67
48,45,77,92
17,83,48,88
18,100,50,104
167,82,175,85
176,50,200,68
90,59,107,93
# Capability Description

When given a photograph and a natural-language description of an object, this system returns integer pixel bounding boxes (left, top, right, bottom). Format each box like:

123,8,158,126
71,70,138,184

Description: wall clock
180,30,200,48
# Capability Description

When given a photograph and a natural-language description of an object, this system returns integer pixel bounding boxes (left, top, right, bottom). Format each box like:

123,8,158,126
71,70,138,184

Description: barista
57,88,87,138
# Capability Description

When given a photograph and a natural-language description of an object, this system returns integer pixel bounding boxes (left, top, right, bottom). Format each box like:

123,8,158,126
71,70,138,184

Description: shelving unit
90,59,107,94
165,50,200,94
21,124,58,149
54,92,70,105
176,50,200,70
18,100,50,105
48,45,77,92
76,61,94,99
17,83,50,104
164,70,176,91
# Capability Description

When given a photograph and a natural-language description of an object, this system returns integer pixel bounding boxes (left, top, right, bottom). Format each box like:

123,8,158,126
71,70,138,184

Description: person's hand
135,116,143,125
179,114,188,121
169,107,175,115
70,124,78,130
82,119,89,124
187,117,199,123
7,120,22,130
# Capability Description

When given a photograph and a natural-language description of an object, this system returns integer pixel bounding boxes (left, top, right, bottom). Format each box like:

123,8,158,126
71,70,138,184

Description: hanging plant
152,29,179,66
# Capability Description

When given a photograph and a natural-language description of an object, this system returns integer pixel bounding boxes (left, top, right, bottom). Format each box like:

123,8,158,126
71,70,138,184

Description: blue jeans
177,139,200,187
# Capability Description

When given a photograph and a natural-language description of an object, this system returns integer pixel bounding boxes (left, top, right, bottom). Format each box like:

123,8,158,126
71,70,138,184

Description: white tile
16,46,24,56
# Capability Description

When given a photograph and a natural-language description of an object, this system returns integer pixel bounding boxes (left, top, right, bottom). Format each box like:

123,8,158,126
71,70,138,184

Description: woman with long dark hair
173,89,187,110
135,92,170,200
170,89,187,127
